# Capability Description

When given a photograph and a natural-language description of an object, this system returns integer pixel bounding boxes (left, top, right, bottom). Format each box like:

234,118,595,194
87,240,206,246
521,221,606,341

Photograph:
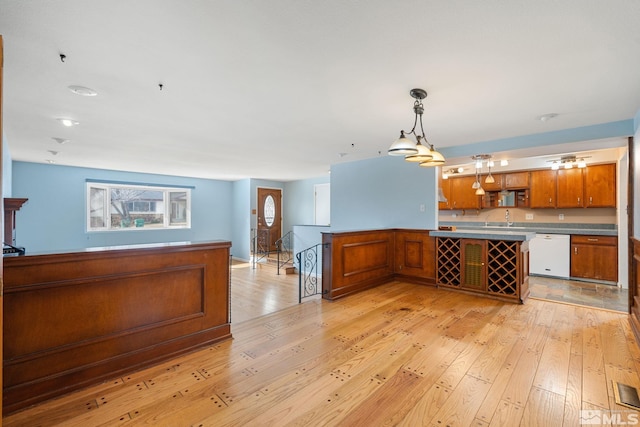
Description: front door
257,188,282,253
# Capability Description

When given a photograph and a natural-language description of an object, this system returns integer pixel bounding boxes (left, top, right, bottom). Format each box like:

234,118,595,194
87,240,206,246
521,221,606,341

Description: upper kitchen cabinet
530,163,616,209
480,173,503,191
530,169,557,208
504,171,529,189
584,163,616,208
448,176,481,210
556,168,584,208
439,177,452,210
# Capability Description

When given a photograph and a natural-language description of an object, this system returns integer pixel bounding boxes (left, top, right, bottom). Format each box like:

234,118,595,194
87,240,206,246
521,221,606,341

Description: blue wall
441,120,634,159
284,175,330,231
231,179,251,261
330,155,438,231
12,162,234,253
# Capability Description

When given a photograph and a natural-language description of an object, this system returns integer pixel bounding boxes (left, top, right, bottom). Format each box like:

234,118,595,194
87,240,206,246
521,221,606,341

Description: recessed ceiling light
52,137,69,144
57,118,79,127
68,85,97,96
46,159,56,164
537,113,558,122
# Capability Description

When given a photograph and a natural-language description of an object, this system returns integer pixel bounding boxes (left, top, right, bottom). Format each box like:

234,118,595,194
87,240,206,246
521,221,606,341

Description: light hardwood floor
230,260,303,324
4,267,640,426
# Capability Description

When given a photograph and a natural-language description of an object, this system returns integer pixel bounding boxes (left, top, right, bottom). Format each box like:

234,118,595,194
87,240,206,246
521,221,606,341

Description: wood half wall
322,229,437,300
3,241,232,414
631,238,640,342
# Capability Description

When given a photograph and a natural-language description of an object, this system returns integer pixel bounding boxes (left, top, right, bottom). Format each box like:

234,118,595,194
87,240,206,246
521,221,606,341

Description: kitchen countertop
429,228,536,241
438,222,618,237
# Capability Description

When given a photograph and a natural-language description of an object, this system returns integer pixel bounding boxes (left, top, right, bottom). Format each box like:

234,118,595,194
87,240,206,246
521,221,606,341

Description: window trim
86,182,191,232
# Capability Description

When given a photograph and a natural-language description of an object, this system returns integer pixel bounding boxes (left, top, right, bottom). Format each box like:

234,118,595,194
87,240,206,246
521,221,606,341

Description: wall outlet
525,213,534,220
419,204,425,212
559,214,565,220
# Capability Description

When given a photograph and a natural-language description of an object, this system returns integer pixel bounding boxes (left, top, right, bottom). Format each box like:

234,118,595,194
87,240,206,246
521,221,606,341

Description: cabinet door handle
549,197,552,205
577,197,580,205
574,247,578,254
590,196,593,205
587,238,598,242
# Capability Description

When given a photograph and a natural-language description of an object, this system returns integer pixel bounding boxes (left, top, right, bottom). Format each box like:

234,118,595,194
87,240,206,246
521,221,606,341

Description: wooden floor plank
488,400,524,427
427,374,493,427
473,327,530,423
563,352,583,427
532,335,571,396
520,387,565,427
500,323,549,407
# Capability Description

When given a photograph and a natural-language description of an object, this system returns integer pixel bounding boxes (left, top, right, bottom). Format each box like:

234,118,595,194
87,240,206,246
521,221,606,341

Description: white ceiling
1,0,639,181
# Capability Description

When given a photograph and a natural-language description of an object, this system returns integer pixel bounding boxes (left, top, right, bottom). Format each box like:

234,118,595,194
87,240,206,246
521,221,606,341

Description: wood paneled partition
394,230,437,285
322,230,396,300
3,241,232,413
322,229,437,300
630,238,640,342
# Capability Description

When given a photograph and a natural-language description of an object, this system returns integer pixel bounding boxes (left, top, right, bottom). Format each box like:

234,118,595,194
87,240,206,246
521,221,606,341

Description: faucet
505,209,513,227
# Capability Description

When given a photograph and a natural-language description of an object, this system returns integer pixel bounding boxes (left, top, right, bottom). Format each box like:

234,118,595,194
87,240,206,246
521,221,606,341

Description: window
87,182,191,231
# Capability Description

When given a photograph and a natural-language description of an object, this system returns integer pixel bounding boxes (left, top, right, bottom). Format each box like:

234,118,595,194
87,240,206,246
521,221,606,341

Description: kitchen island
322,228,531,304
429,228,534,303
3,240,232,413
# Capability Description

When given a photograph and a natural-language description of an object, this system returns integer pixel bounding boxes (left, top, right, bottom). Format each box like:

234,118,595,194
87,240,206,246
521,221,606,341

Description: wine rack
436,237,460,287
436,236,524,302
486,240,519,295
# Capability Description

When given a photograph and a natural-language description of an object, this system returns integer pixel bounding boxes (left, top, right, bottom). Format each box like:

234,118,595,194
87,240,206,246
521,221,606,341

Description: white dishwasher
529,233,570,278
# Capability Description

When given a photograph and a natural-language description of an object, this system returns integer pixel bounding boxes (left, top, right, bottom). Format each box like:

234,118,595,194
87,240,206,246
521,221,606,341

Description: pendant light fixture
471,154,492,194
388,88,446,166
485,159,495,184
547,155,589,170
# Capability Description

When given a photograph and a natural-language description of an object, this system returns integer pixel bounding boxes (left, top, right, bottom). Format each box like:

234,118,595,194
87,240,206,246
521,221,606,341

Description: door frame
256,186,283,252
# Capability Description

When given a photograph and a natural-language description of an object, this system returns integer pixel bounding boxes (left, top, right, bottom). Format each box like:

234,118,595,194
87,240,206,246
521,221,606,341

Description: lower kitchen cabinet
436,237,529,302
570,235,618,282
461,239,486,290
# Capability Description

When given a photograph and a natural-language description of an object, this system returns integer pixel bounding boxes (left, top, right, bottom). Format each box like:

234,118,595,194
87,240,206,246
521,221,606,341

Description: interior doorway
257,187,282,253
314,183,330,226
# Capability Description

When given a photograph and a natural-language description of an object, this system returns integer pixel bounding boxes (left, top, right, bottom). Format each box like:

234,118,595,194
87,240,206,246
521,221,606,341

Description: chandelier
387,88,445,166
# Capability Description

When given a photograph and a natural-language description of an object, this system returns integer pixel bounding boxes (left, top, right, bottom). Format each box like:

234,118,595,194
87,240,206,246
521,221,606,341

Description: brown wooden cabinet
530,169,557,208
461,239,486,290
504,171,529,189
570,235,617,282
4,198,28,246
584,163,616,208
480,173,503,191
449,176,481,210
439,177,451,210
436,236,527,301
556,168,584,208
529,164,616,209
439,175,481,210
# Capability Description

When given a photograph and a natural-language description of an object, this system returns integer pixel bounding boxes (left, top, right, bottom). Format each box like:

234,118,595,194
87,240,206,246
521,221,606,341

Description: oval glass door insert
264,195,275,227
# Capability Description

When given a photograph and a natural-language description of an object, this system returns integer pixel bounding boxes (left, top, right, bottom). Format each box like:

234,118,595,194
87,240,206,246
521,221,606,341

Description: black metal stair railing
275,231,293,275
251,228,270,269
296,243,323,302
